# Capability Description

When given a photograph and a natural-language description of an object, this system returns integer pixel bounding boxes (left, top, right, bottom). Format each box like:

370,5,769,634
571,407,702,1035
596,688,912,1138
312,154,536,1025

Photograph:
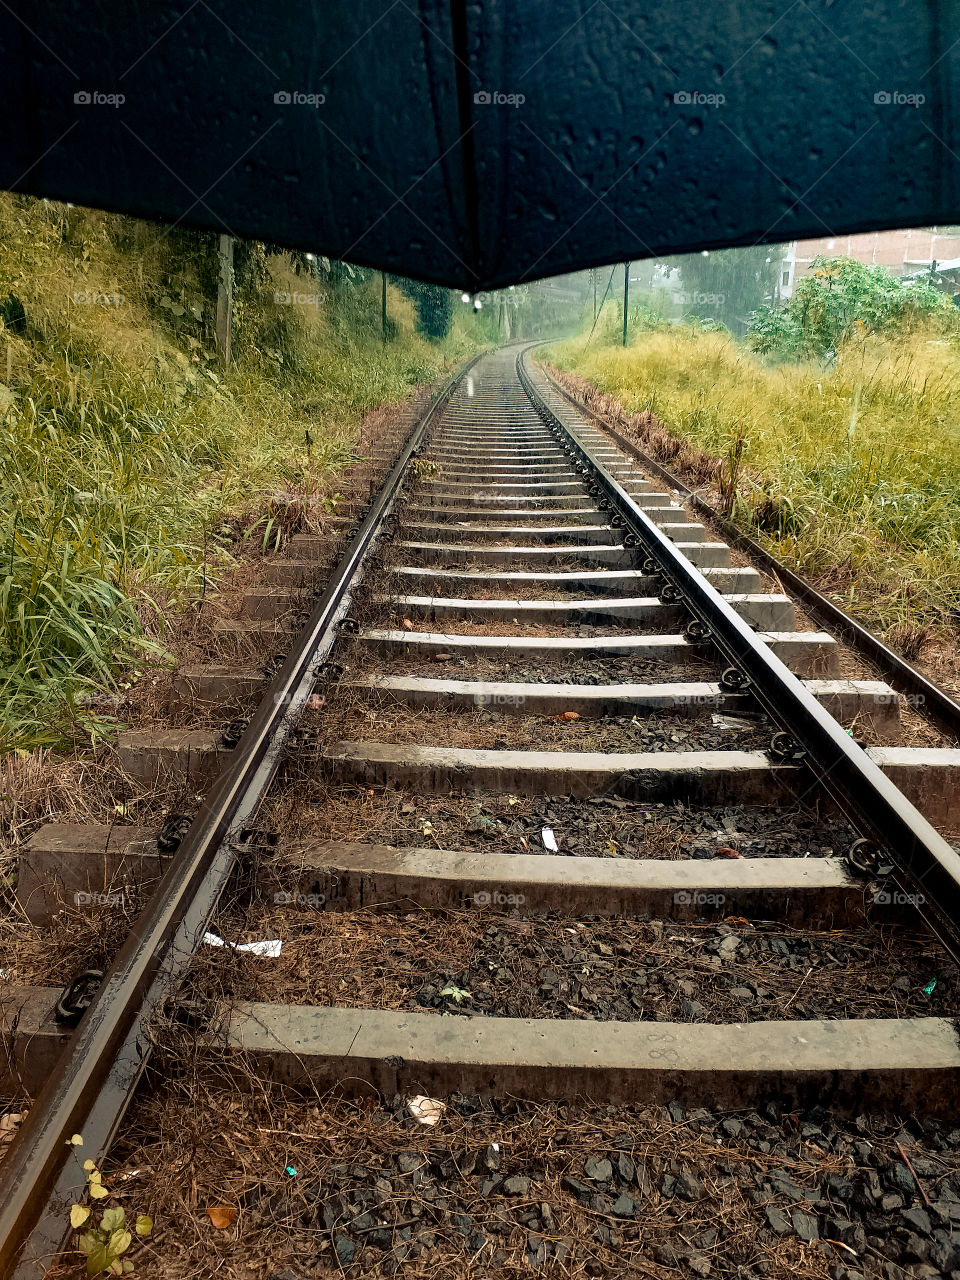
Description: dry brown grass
193,898,952,1024
305,690,771,755
45,1063,946,1280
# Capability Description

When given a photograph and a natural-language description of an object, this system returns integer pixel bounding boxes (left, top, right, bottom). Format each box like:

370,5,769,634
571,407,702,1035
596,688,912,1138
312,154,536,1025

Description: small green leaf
83,1159,97,1172
108,1228,131,1257
77,1230,97,1255
100,1207,125,1233
122,1263,134,1274
134,1215,152,1236
70,1204,91,1229
89,1181,109,1200
85,1238,112,1273
68,1134,84,1147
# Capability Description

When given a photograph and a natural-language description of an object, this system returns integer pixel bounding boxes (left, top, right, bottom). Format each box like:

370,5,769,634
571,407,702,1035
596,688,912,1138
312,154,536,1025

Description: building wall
779,228,960,298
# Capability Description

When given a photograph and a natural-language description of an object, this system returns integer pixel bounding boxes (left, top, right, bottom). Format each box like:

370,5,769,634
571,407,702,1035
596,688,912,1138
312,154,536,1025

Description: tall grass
550,323,960,646
0,196,479,750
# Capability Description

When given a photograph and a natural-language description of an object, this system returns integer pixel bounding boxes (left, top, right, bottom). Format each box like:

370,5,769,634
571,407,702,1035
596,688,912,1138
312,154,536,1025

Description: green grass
549,321,960,652
0,196,481,750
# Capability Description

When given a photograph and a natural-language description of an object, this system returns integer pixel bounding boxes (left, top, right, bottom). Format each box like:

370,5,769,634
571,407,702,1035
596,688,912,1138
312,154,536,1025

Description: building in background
779,228,960,298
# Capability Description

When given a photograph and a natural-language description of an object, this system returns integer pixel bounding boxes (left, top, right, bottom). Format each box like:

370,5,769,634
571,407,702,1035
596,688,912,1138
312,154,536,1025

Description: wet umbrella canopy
0,1,956,287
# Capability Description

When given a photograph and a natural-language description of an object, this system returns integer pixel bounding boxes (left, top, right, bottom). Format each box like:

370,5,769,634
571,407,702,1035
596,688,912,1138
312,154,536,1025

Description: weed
549,316,960,647
66,1136,153,1275
0,195,483,750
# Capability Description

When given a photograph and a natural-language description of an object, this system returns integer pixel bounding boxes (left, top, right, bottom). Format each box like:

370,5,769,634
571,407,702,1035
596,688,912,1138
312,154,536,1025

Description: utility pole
215,234,234,370
381,271,388,343
622,261,630,347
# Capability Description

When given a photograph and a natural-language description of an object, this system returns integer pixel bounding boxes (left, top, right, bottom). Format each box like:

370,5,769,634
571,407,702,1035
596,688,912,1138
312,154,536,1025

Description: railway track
3,344,960,1276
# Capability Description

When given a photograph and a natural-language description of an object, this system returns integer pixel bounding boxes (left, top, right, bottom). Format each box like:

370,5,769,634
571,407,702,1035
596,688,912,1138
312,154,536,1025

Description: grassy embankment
0,196,480,751
550,312,960,681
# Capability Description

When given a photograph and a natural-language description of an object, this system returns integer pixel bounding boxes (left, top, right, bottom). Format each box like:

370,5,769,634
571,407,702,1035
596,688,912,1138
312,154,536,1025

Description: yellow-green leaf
135,1215,152,1236
89,1181,109,1200
68,1134,84,1147
100,1207,125,1233
87,1170,102,1185
108,1228,131,1257
85,1238,111,1273
70,1204,91,1229
83,1159,97,1172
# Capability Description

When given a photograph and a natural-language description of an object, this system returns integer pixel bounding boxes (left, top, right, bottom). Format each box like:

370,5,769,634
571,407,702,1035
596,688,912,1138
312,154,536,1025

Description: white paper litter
541,827,558,852
408,1095,445,1126
711,713,756,730
203,931,283,957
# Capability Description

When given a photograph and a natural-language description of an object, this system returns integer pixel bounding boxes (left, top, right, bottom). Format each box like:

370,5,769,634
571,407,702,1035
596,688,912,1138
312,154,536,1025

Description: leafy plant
750,256,954,359
412,457,442,480
392,279,456,340
66,1140,152,1275
440,984,471,1004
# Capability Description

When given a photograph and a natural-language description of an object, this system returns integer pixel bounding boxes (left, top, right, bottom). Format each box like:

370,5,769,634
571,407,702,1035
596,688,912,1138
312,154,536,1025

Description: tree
393,279,455,340
664,246,780,332
750,256,955,359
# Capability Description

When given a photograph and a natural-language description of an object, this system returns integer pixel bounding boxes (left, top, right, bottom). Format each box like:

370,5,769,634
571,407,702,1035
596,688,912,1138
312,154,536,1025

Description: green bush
393,280,456,340
750,256,955,359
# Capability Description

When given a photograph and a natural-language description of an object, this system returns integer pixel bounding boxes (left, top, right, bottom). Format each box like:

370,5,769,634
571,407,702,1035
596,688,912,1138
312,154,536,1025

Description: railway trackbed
3,346,960,1277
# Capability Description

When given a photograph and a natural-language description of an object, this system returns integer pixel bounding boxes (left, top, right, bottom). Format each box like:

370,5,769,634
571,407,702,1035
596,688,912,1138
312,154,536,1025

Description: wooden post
216,234,234,370
381,271,387,343
622,261,630,347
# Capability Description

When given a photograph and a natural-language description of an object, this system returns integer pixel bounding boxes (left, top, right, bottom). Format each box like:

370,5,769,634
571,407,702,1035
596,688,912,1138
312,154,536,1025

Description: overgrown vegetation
393,278,456,340
0,195,481,750
550,258,960,671
751,256,954,360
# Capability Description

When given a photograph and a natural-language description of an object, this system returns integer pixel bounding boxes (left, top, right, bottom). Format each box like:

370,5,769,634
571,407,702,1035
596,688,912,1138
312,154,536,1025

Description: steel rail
0,355,479,1279
538,358,960,740
517,344,960,959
